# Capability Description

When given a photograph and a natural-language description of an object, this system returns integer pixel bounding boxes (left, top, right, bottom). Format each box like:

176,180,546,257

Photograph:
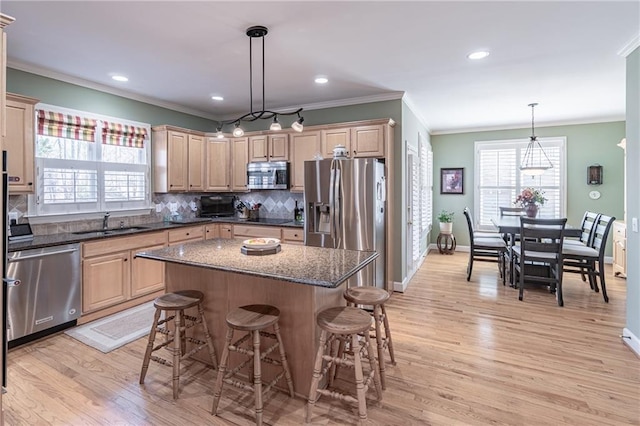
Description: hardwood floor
4,251,638,425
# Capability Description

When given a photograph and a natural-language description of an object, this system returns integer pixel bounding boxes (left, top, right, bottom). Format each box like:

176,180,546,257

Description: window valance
37,110,98,142
102,122,148,148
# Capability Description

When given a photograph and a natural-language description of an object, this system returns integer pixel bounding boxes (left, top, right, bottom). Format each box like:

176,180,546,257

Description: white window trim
473,137,567,231
27,103,153,220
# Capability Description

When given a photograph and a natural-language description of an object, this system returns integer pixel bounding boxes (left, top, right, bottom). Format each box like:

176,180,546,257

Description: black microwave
247,161,289,190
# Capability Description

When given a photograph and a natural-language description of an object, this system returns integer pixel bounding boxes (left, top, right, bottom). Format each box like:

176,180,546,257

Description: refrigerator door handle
334,161,342,248
329,160,336,241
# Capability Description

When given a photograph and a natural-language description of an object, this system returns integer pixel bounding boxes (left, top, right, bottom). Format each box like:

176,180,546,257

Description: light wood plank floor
4,252,639,425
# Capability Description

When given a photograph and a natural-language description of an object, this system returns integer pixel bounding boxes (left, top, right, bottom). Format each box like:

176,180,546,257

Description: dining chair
511,217,567,306
463,207,502,239
463,208,507,283
563,211,600,284
563,214,615,302
499,207,525,216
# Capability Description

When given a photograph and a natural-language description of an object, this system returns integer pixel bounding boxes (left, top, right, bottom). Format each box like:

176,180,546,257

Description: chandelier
215,26,304,139
520,102,553,176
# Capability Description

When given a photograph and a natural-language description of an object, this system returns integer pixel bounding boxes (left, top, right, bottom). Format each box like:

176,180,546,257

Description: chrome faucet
102,212,110,230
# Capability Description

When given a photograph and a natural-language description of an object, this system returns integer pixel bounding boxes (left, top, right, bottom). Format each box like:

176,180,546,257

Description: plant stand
437,232,456,255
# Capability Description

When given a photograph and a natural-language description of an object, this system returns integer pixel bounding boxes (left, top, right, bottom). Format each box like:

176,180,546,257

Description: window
419,134,433,233
474,137,566,231
29,104,151,218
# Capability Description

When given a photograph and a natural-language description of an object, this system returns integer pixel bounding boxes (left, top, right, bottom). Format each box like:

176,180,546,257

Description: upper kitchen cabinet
248,134,289,162
290,131,320,192
205,137,231,191
4,93,38,193
231,137,249,192
320,124,385,159
152,125,205,192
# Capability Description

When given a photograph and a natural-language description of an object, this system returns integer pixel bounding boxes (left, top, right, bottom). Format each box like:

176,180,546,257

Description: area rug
64,301,156,353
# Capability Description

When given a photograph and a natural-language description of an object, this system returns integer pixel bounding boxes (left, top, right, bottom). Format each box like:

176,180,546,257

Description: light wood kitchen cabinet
320,124,385,158
282,227,304,245
152,126,205,192
82,231,167,314
290,131,320,192
231,137,249,191
232,224,282,239
168,225,205,245
612,220,626,278
205,137,231,191
249,134,289,162
5,93,38,193
205,223,233,239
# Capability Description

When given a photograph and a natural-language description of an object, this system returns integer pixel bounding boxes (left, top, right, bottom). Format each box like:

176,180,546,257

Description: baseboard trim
622,328,640,358
394,250,429,293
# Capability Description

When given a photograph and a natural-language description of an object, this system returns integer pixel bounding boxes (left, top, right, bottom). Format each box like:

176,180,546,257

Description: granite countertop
135,238,377,288
8,217,304,252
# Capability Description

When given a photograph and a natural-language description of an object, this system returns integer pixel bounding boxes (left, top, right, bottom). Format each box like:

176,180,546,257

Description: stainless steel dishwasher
7,243,81,344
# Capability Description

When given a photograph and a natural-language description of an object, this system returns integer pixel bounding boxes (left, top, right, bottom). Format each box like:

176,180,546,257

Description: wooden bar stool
139,290,217,399
306,306,382,424
211,304,294,426
344,286,396,390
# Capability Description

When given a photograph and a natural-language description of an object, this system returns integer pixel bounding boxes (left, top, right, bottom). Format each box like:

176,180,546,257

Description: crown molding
401,93,431,133
0,14,15,28
618,34,640,57
7,60,216,120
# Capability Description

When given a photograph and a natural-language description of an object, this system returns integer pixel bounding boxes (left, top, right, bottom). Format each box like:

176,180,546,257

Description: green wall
625,47,639,341
7,68,217,131
431,121,626,256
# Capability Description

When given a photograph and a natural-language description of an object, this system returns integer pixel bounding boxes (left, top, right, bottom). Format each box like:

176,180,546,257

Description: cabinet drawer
83,231,167,258
168,225,204,243
282,228,304,243
233,225,281,239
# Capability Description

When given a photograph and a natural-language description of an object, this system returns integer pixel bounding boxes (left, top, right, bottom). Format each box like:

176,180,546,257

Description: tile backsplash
8,191,304,235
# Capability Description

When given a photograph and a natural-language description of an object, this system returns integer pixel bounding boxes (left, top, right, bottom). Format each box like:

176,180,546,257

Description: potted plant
437,209,455,234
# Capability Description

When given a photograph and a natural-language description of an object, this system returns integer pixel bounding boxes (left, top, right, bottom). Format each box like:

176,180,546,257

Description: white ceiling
2,1,639,134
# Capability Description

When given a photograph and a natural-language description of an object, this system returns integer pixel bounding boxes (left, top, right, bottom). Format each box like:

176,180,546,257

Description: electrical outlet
155,203,162,213
632,217,638,233
8,212,18,223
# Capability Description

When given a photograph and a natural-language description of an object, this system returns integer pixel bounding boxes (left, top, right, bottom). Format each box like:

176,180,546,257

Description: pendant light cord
529,102,538,140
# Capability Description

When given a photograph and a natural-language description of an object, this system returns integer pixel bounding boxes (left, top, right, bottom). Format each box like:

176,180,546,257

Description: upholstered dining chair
564,211,600,247
463,208,507,283
563,214,615,302
511,217,567,306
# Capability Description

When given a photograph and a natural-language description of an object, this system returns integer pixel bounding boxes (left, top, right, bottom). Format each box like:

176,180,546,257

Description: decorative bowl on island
242,238,281,250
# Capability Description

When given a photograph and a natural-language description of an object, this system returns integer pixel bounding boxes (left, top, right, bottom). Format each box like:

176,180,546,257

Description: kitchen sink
72,226,149,235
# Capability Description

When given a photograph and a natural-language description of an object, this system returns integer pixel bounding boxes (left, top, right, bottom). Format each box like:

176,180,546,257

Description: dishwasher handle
2,278,21,287
8,247,79,262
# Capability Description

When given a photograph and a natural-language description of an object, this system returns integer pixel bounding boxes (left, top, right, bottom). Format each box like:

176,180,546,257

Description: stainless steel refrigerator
304,158,386,288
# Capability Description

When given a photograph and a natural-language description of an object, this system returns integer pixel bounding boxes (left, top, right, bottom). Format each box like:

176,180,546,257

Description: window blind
37,110,97,142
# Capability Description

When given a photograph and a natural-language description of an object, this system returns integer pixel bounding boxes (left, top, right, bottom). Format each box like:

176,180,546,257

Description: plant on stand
515,187,547,217
437,209,455,234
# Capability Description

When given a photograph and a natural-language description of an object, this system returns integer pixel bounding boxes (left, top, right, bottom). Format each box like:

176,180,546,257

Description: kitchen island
135,238,378,397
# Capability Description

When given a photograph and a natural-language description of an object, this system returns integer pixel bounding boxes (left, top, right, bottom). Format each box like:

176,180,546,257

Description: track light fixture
520,103,553,176
217,25,304,136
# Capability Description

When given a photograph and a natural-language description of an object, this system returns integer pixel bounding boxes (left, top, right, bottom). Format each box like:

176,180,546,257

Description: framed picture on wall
441,168,464,194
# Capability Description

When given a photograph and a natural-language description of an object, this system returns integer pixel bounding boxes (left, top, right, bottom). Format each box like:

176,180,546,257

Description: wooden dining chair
563,214,615,302
499,207,525,216
564,211,600,247
463,208,507,283
511,217,567,306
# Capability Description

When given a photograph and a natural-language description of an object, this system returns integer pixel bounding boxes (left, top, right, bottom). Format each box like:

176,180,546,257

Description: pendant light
520,103,553,176
218,26,304,135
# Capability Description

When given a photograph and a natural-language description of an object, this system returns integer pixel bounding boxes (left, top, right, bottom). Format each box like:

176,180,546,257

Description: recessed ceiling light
211,96,224,101
467,51,490,60
314,77,328,84
112,75,129,82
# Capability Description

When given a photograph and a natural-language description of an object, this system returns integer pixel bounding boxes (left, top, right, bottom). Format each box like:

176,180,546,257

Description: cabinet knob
294,233,298,237
28,182,33,186
124,258,128,262
186,233,190,236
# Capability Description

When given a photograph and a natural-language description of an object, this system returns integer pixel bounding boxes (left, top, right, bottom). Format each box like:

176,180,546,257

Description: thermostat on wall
589,190,601,200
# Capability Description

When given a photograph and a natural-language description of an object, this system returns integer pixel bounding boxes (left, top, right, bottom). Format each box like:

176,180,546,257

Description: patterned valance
37,110,98,142
102,122,148,148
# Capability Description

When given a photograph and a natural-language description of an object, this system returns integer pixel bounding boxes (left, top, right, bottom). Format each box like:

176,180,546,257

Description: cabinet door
351,124,384,157
5,96,36,192
131,244,165,298
231,137,249,191
82,252,130,313
321,128,350,158
282,227,304,245
168,131,189,191
249,135,268,162
205,223,220,239
168,225,204,243
220,224,233,239
188,134,205,191
290,131,320,192
269,134,289,161
205,138,231,191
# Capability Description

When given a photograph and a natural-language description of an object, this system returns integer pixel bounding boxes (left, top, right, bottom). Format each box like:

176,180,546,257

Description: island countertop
135,238,377,288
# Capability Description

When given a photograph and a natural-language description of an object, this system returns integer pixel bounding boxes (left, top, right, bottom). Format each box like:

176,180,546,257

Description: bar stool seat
212,304,294,426
139,290,217,399
344,286,396,390
306,306,382,424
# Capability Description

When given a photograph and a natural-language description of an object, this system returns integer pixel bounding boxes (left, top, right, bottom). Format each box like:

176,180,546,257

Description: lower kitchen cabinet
282,227,304,245
612,220,626,278
205,223,233,239
233,224,282,239
168,225,204,245
82,231,167,314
